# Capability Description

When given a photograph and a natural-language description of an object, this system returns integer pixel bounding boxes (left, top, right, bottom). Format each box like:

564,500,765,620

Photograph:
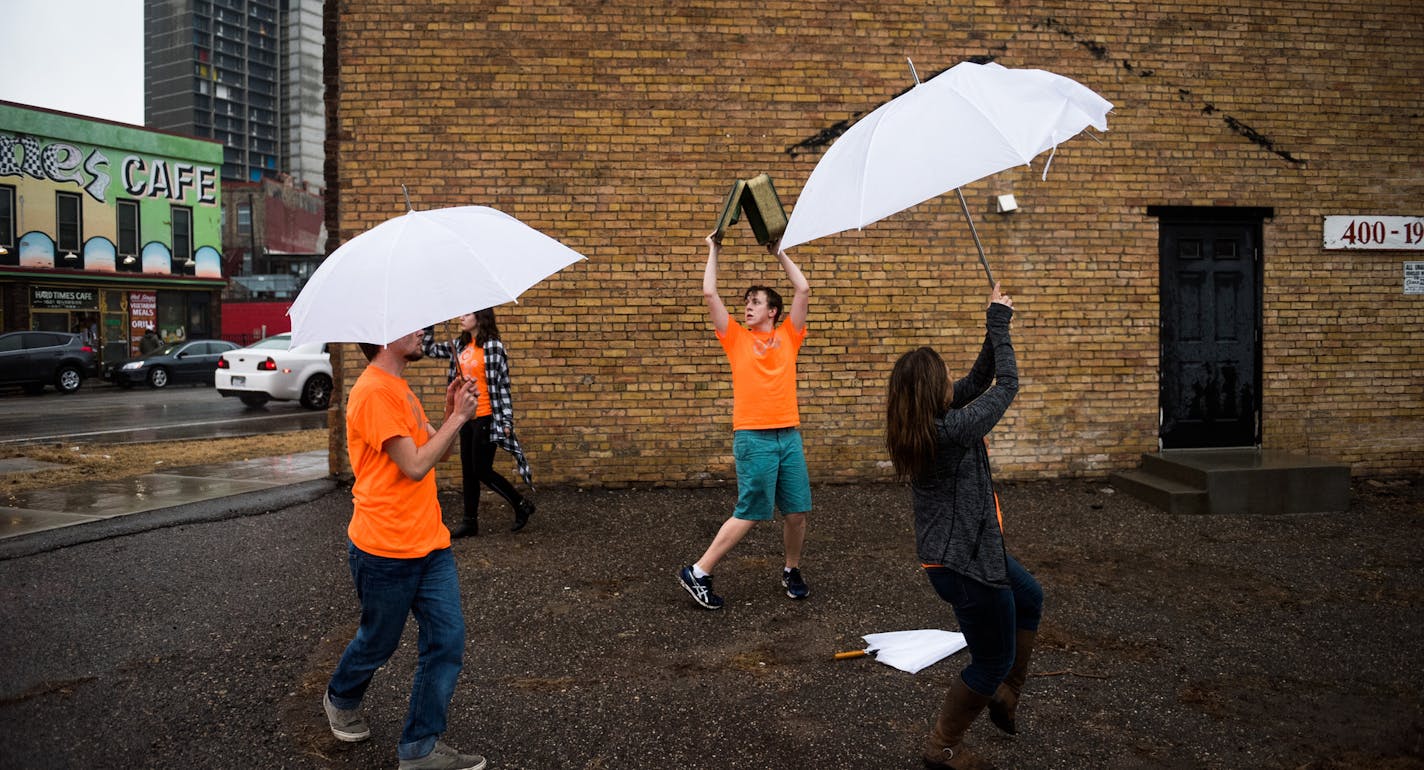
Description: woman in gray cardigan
885,284,1042,770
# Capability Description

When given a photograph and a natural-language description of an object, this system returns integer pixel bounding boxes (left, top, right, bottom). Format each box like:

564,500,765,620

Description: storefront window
32,312,69,332
158,292,187,342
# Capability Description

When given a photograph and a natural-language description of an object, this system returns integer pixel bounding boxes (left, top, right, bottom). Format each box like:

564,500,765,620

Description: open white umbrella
780,60,1112,285
834,628,968,674
288,205,586,347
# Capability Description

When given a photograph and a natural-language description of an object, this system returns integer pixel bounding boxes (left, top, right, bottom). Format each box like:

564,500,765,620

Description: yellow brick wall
325,0,1424,484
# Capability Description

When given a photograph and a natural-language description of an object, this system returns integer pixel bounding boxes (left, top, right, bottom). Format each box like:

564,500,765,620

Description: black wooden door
1159,218,1262,448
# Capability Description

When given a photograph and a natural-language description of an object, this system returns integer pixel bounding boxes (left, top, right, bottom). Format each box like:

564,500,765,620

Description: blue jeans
327,544,465,760
925,555,1043,697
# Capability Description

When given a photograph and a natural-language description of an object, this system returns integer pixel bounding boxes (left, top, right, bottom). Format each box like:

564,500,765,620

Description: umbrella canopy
288,206,586,347
858,629,968,674
780,61,1112,262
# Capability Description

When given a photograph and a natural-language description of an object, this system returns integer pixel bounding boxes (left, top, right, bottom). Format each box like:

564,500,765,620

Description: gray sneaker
322,691,370,742
398,741,487,770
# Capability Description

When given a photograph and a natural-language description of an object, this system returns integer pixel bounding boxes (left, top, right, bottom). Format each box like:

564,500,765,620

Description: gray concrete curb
0,478,341,561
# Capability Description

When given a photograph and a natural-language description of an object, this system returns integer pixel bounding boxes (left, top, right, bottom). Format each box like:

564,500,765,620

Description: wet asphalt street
0,382,325,447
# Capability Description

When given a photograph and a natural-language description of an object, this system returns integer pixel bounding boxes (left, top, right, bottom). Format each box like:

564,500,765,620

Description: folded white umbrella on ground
288,205,586,348
835,628,968,674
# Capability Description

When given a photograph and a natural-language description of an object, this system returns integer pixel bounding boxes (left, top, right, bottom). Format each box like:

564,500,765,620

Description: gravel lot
0,475,1419,769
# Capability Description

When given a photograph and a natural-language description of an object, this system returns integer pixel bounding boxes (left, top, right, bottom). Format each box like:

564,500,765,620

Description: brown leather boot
923,677,997,770
988,629,1037,736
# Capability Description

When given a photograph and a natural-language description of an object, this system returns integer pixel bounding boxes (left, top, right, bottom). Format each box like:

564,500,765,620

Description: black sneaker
782,567,809,600
678,565,724,610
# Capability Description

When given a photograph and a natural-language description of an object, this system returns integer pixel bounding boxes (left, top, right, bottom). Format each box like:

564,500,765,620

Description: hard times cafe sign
0,132,218,206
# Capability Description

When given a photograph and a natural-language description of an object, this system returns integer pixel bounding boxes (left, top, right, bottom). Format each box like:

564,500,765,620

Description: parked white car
214,333,332,410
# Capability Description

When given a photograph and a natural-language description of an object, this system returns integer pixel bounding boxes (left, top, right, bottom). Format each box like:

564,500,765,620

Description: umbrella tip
906,57,921,85
402,185,414,212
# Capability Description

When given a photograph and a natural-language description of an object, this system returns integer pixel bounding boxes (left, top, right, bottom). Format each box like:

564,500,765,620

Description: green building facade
0,100,226,364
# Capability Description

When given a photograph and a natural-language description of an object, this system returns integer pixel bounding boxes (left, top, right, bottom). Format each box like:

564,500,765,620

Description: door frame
1148,206,1271,450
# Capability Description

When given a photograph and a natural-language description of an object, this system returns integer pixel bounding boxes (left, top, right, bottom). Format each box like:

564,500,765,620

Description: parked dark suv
0,331,99,395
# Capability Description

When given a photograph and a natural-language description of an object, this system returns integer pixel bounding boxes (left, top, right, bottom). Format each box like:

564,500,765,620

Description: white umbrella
835,628,968,674
780,60,1112,285
288,205,586,347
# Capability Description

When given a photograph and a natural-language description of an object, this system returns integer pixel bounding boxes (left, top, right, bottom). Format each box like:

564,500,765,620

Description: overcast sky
0,0,144,125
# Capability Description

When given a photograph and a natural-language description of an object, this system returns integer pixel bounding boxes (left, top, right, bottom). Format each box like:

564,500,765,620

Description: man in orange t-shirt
323,327,490,770
678,233,813,610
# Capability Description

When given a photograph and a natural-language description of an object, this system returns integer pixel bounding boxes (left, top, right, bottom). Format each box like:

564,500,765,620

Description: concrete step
1109,469,1210,515
1114,449,1351,515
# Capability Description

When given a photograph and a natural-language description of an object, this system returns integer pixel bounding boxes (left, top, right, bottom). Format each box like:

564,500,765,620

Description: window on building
0,185,15,265
171,205,194,274
117,199,141,271
237,203,251,236
56,192,83,265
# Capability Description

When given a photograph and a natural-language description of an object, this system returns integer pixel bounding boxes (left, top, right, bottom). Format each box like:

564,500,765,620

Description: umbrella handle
834,649,869,660
955,188,997,289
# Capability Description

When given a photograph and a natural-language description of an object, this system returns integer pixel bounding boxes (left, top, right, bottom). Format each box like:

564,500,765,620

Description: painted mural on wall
0,103,225,279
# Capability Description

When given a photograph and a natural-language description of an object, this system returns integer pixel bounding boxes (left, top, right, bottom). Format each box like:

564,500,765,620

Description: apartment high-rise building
144,0,324,190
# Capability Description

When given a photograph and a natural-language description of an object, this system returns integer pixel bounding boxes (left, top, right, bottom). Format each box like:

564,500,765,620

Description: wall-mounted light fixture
0,245,9,255
122,255,137,265
995,194,1018,214
62,251,79,261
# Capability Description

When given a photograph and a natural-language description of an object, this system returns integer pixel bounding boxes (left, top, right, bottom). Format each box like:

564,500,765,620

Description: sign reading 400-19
1323,216,1424,250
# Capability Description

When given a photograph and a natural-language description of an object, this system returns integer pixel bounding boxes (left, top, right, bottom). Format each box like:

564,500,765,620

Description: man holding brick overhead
678,232,813,609
322,328,488,770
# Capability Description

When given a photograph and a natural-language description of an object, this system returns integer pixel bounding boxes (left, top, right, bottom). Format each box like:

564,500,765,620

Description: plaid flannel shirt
422,331,533,488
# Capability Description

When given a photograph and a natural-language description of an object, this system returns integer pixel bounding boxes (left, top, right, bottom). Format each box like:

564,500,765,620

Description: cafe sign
31,286,99,310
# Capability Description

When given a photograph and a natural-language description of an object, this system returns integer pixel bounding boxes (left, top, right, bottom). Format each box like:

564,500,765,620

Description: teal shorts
732,427,813,521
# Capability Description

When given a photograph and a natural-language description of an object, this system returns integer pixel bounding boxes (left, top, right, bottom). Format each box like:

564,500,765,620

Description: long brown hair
885,347,950,479
459,308,502,348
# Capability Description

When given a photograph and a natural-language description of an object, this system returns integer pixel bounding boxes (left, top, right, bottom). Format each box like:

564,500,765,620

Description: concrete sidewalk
0,450,336,559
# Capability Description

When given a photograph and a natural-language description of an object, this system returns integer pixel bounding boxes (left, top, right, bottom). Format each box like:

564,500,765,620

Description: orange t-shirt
456,343,493,418
345,365,450,558
718,320,807,431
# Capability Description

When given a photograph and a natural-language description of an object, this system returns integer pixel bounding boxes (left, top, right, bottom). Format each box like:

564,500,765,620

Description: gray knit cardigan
911,303,1018,587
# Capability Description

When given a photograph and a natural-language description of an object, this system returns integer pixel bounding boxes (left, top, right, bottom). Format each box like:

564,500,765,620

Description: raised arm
421,326,456,360
943,287,1018,441
771,241,810,331
951,283,1010,407
703,233,730,334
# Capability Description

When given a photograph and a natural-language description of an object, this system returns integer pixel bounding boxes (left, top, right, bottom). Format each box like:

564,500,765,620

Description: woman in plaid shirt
423,309,534,536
